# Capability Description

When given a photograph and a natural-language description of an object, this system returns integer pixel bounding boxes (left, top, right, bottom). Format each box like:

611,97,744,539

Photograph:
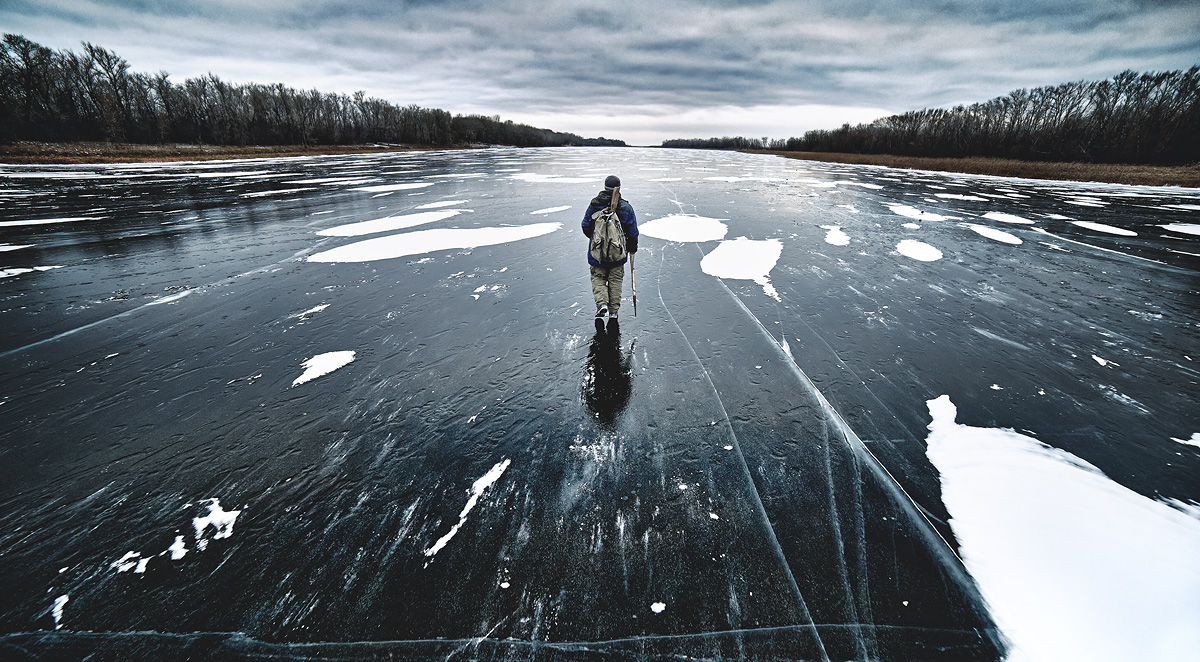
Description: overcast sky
5,0,1199,145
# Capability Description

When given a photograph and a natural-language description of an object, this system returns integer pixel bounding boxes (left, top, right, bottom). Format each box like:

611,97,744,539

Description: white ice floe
192,498,242,551
530,205,571,215
0,265,62,278
0,216,102,228
416,200,468,209
52,595,68,630
351,182,434,193
701,237,783,300
424,459,511,562
982,211,1035,225
317,210,461,237
936,193,988,201
1165,204,1200,211
1170,433,1200,448
964,224,1022,245
820,225,850,246
1071,220,1137,237
1092,355,1118,367
1160,223,1200,236
309,223,561,263
1043,213,1074,220
895,240,942,262
292,350,356,386
639,215,728,242
924,395,1200,662
1063,198,1107,207
0,243,33,252
887,204,947,222
651,602,667,613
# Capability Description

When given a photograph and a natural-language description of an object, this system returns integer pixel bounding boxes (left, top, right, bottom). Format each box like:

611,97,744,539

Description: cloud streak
4,0,1198,144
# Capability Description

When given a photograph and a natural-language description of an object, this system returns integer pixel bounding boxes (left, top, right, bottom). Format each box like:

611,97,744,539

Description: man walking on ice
582,175,639,330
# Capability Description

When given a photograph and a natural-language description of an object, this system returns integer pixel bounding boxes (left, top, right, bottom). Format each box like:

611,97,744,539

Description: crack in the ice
655,248,831,662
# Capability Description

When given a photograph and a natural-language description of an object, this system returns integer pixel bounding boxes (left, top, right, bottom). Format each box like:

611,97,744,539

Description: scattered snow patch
887,204,946,221
292,350,356,386
530,205,571,215
52,595,68,630
639,215,728,242
309,223,561,263
425,459,511,562
982,211,1034,225
1160,223,1200,237
964,224,1022,245
924,395,1200,662
1072,221,1137,237
820,225,850,246
651,602,667,613
1170,433,1200,449
700,237,783,300
895,240,942,262
192,499,242,551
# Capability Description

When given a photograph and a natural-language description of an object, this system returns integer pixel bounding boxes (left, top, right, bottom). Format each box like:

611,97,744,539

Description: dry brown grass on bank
0,141,452,164
752,150,1200,188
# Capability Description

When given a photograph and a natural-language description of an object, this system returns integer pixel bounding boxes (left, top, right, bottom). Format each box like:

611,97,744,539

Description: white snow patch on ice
1,265,63,278
531,205,571,215
1043,214,1073,220
964,224,1022,245
0,243,33,252
895,240,942,262
424,459,511,562
317,210,461,237
0,216,102,228
52,595,68,630
1165,204,1200,211
1170,433,1200,448
820,225,850,246
903,223,921,230
638,215,728,243
709,512,720,520
1071,220,1137,237
1063,198,1107,207
351,182,434,193
887,204,946,221
292,350,355,386
111,551,140,573
936,193,987,201
416,200,468,209
296,304,329,317
982,211,1035,225
1092,355,1118,367
1160,223,1200,236
192,499,242,551
924,395,1200,662
309,223,561,263
700,237,783,300
651,602,667,613
167,535,188,560
145,290,189,305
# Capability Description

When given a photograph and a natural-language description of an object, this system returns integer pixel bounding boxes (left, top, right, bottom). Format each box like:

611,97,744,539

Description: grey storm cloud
4,0,1199,142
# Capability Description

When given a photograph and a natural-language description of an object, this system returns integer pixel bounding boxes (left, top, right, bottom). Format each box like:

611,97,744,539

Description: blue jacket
582,191,638,267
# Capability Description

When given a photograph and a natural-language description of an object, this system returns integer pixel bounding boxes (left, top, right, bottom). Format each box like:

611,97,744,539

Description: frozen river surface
1,147,1198,661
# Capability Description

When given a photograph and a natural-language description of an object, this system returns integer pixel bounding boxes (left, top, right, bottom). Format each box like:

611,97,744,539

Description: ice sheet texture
924,395,1200,662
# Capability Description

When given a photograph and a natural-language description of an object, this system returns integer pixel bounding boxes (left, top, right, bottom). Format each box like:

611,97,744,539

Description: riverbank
753,150,1200,188
0,141,449,164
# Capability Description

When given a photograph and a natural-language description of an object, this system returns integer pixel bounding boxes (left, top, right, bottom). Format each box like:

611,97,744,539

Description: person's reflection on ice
582,319,633,429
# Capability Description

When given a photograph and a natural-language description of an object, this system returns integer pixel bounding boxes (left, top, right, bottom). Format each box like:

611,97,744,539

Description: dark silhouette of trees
0,34,624,148
662,69,1200,165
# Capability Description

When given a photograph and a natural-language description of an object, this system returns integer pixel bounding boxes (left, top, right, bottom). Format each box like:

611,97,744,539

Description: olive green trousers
590,264,625,314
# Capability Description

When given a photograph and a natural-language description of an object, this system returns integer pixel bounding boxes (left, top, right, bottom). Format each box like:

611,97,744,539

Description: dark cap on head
604,175,621,189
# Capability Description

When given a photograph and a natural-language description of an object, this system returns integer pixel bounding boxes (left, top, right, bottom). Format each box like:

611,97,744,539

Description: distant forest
0,34,624,148
664,68,1200,165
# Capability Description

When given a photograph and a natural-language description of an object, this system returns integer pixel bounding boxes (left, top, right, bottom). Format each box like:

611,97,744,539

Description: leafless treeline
0,34,620,148
665,69,1200,165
